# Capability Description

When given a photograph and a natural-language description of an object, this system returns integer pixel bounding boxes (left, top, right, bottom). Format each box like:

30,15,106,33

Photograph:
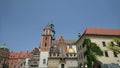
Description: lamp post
81,65,83,68
85,64,87,68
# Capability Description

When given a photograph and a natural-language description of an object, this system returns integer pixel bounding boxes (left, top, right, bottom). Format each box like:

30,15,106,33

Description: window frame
43,59,46,64
104,50,109,57
102,41,106,47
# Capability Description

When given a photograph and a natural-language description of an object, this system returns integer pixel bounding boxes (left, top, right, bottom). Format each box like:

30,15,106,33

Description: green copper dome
0,43,8,49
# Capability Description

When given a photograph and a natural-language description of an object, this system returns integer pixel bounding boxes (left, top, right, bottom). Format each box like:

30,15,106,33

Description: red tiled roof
84,28,120,36
9,52,30,59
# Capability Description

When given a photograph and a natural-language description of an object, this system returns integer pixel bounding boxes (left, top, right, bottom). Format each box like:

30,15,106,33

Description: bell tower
39,24,55,68
40,24,55,51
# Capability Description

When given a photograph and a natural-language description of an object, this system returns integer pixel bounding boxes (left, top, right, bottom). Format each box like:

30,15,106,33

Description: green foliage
91,54,97,62
107,37,120,54
91,43,103,56
83,38,103,68
113,37,120,45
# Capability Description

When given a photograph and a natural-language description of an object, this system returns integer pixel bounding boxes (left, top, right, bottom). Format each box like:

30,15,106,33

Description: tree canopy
83,39,103,68
107,37,120,54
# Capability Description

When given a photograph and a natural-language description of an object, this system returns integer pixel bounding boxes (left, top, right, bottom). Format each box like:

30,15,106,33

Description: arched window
45,37,47,40
45,43,47,47
43,59,46,64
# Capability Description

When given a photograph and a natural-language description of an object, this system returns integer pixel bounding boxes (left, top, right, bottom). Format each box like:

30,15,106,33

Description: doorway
61,64,64,68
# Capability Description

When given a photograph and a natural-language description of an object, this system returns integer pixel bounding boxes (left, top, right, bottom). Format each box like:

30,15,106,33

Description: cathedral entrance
61,64,64,68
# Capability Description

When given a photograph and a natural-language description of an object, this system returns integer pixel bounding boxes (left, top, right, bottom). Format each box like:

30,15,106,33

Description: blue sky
0,0,120,52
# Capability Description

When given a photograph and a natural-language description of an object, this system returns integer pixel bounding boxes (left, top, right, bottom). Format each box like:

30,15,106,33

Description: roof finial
78,33,81,38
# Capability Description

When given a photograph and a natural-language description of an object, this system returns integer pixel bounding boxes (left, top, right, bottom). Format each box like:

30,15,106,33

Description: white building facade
76,28,120,68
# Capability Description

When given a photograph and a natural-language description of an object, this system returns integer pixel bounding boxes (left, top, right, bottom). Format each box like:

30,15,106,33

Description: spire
78,33,81,38
59,36,64,42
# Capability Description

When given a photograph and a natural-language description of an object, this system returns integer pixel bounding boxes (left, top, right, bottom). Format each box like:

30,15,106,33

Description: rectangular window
43,59,46,64
61,64,64,68
83,44,85,48
79,54,81,59
57,53,59,56
84,52,86,58
104,51,109,57
45,43,47,47
81,53,83,59
78,47,79,51
102,41,106,47
111,41,114,46
113,51,118,57
80,45,81,49
70,54,72,56
53,53,56,56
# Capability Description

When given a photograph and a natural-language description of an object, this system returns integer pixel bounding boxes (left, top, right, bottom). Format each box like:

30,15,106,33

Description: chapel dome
67,48,75,53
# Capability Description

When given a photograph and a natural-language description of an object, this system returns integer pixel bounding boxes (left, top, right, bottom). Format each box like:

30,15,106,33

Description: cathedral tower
39,24,55,68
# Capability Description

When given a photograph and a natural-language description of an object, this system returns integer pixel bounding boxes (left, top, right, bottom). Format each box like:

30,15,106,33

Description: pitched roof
52,40,76,45
9,52,31,59
65,40,76,44
84,28,120,36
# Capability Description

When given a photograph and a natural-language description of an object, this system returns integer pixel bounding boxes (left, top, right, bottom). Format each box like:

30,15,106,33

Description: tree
107,37,120,54
83,39,103,68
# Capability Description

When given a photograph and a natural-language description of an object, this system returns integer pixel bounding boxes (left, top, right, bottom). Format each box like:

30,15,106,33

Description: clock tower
39,24,55,68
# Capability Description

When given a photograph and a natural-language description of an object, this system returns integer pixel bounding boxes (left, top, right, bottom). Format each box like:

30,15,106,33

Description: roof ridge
84,28,120,36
